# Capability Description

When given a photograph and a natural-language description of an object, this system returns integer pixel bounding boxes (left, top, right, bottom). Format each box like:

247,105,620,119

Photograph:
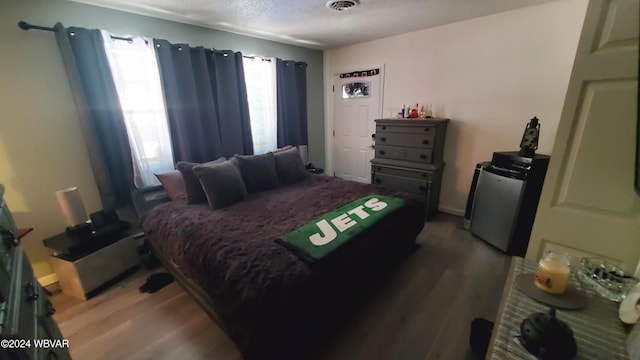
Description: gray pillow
176,157,226,204
274,147,309,185
193,160,247,209
233,153,279,193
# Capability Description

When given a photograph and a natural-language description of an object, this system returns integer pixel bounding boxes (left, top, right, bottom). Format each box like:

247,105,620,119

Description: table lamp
55,187,91,238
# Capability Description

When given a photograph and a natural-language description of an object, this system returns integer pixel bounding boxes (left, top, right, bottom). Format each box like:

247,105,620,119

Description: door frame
326,64,385,177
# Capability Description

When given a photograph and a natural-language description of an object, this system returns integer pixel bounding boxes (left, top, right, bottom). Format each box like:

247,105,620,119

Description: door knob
24,282,38,302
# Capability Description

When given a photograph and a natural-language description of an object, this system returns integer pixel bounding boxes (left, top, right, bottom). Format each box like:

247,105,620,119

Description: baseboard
438,205,465,217
38,273,58,287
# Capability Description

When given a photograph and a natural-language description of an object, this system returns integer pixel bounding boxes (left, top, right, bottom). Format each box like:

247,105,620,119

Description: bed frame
148,232,419,359
149,241,222,325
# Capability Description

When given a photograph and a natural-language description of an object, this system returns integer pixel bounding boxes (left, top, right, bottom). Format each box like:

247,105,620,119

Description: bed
141,174,425,359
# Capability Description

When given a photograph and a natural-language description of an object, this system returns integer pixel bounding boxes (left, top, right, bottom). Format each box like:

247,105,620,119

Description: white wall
324,0,589,215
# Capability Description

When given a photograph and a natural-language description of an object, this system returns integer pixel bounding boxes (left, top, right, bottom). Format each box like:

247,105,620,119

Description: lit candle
535,251,571,295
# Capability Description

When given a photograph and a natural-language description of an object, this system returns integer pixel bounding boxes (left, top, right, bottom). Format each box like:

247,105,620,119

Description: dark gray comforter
142,175,425,359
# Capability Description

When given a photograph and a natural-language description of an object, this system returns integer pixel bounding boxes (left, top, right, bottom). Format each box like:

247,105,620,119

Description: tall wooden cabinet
0,185,71,360
371,118,449,219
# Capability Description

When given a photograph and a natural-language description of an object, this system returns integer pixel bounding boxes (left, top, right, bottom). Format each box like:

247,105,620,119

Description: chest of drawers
371,119,449,219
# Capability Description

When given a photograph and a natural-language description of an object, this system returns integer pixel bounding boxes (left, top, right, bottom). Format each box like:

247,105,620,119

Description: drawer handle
1,228,19,248
375,178,382,184
422,139,430,145
381,126,386,130
424,127,430,132
379,150,386,155
45,300,56,316
420,154,427,160
380,137,386,142
24,281,38,302
418,186,427,192
421,173,427,177
377,167,382,171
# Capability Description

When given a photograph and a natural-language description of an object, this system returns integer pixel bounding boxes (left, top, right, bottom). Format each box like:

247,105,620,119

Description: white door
526,0,640,275
333,70,383,183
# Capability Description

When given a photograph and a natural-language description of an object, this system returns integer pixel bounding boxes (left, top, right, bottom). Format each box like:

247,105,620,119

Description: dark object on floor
469,317,494,358
139,272,174,293
520,308,577,360
305,163,324,174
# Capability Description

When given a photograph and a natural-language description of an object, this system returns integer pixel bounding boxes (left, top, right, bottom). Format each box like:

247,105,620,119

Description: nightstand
43,230,139,301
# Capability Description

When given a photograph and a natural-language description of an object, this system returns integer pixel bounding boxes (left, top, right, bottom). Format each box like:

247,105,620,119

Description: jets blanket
276,194,405,263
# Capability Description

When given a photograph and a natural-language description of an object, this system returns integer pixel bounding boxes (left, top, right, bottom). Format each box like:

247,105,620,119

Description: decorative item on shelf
519,308,578,360
535,250,571,295
427,103,433,118
619,282,640,325
519,116,540,157
515,273,585,310
577,257,636,302
55,187,92,238
409,103,419,118
419,105,427,119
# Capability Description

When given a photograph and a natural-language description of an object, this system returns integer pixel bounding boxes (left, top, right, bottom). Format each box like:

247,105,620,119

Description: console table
487,257,630,359
43,231,139,301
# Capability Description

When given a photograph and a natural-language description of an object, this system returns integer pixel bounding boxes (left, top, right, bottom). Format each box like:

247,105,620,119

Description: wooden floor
50,213,511,360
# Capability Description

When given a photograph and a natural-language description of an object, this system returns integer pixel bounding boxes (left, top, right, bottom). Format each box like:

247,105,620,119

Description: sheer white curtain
101,32,174,188
243,57,277,154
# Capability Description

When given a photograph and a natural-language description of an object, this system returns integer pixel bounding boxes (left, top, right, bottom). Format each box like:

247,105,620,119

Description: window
102,32,174,188
342,81,370,99
243,57,277,154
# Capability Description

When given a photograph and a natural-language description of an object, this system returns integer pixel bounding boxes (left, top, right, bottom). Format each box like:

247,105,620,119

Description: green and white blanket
276,194,405,263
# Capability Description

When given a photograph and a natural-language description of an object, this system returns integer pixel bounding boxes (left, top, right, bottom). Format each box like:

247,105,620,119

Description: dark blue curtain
154,40,253,162
276,59,308,147
54,23,133,210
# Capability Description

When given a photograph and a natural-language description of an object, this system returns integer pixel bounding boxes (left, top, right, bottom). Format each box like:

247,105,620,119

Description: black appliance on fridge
465,151,550,256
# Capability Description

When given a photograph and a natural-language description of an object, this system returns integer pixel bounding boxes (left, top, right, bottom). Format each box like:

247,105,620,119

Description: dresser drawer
376,124,436,135
373,173,429,195
376,145,433,164
375,132,435,149
372,165,434,181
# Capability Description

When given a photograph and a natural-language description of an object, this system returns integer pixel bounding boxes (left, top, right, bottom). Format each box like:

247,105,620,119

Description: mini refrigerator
468,151,549,256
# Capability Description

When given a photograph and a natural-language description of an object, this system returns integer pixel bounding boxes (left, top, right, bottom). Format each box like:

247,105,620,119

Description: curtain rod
18,20,137,42
19,20,272,61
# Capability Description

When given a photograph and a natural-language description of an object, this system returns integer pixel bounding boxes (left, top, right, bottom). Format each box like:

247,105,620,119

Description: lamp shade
55,187,88,227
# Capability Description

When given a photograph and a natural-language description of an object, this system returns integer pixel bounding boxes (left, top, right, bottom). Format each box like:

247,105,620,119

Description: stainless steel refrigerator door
470,168,525,252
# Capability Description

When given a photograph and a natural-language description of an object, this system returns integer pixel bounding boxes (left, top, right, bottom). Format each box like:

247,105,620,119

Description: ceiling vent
326,0,358,11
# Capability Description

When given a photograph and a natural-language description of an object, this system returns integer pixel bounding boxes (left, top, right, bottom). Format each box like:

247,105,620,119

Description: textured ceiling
70,0,559,49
